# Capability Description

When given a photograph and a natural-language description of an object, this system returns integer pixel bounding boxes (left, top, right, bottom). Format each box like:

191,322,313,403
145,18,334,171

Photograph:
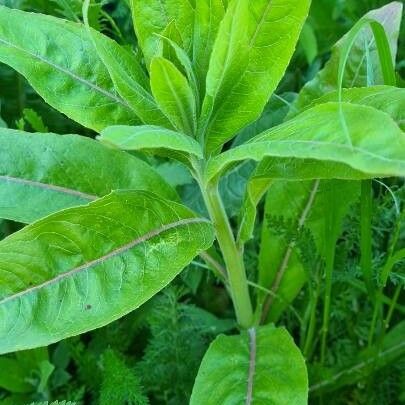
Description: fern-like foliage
99,349,149,405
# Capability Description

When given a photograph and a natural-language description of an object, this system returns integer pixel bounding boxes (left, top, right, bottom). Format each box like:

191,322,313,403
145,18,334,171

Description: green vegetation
0,0,403,404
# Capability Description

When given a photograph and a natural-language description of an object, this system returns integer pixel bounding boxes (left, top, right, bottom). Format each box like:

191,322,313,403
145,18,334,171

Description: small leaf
130,0,195,66
192,0,225,98
150,57,197,136
190,325,308,404
0,190,214,354
99,125,203,162
82,2,171,128
0,129,177,223
0,6,138,131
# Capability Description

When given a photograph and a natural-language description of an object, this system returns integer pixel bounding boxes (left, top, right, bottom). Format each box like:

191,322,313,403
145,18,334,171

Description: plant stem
360,180,374,298
203,183,254,329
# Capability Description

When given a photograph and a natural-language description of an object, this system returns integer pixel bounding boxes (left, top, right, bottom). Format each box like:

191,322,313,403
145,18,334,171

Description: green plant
0,0,404,403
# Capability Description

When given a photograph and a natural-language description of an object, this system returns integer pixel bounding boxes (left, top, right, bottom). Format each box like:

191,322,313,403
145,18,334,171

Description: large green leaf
190,325,308,404
0,129,177,223
200,0,311,154
150,57,197,136
0,6,138,131
291,85,405,129
293,2,403,110
99,125,203,162
130,0,195,66
0,190,214,354
206,103,405,183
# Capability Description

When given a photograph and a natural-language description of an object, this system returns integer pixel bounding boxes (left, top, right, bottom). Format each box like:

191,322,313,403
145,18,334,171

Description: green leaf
291,85,405,130
150,57,197,136
0,129,177,223
294,2,403,110
99,125,203,162
0,6,138,131
190,325,308,404
0,190,214,354
192,0,225,99
81,3,171,129
200,0,311,154
130,0,195,67
206,103,405,183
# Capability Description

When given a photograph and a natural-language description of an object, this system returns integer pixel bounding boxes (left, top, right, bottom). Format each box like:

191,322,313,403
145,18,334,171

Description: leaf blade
0,129,177,223
0,190,214,354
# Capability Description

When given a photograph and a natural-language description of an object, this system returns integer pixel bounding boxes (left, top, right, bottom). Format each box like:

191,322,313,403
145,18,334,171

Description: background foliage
0,0,403,404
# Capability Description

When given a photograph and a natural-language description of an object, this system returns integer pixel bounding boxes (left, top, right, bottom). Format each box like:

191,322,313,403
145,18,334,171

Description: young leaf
0,190,214,354
150,57,197,136
200,0,311,154
192,0,225,98
99,125,203,162
294,2,403,110
190,325,308,404
0,6,138,131
0,129,177,223
130,0,195,66
206,103,405,183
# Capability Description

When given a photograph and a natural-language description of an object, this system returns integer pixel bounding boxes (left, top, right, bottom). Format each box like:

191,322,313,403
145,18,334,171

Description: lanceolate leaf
0,6,138,131
200,0,311,154
190,325,308,404
99,125,203,161
206,103,405,183
130,0,195,66
0,191,214,354
294,2,403,110
150,57,197,136
192,0,225,99
0,129,177,223
81,5,172,129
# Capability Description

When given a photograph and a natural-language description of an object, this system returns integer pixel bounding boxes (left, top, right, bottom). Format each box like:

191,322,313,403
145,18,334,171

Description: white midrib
0,217,208,306
0,37,131,110
246,327,257,405
0,175,98,200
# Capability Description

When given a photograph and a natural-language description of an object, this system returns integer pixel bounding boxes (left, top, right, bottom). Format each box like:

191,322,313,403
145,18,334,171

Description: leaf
192,0,225,98
99,125,203,162
130,0,195,67
0,190,214,354
150,57,197,136
81,4,171,129
206,102,405,183
290,85,405,130
200,0,311,154
0,129,177,223
294,2,403,110
0,6,138,131
190,325,308,404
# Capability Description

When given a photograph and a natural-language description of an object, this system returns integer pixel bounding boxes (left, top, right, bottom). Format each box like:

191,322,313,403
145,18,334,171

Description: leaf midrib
0,217,208,306
0,175,98,201
0,37,131,110
208,139,405,180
